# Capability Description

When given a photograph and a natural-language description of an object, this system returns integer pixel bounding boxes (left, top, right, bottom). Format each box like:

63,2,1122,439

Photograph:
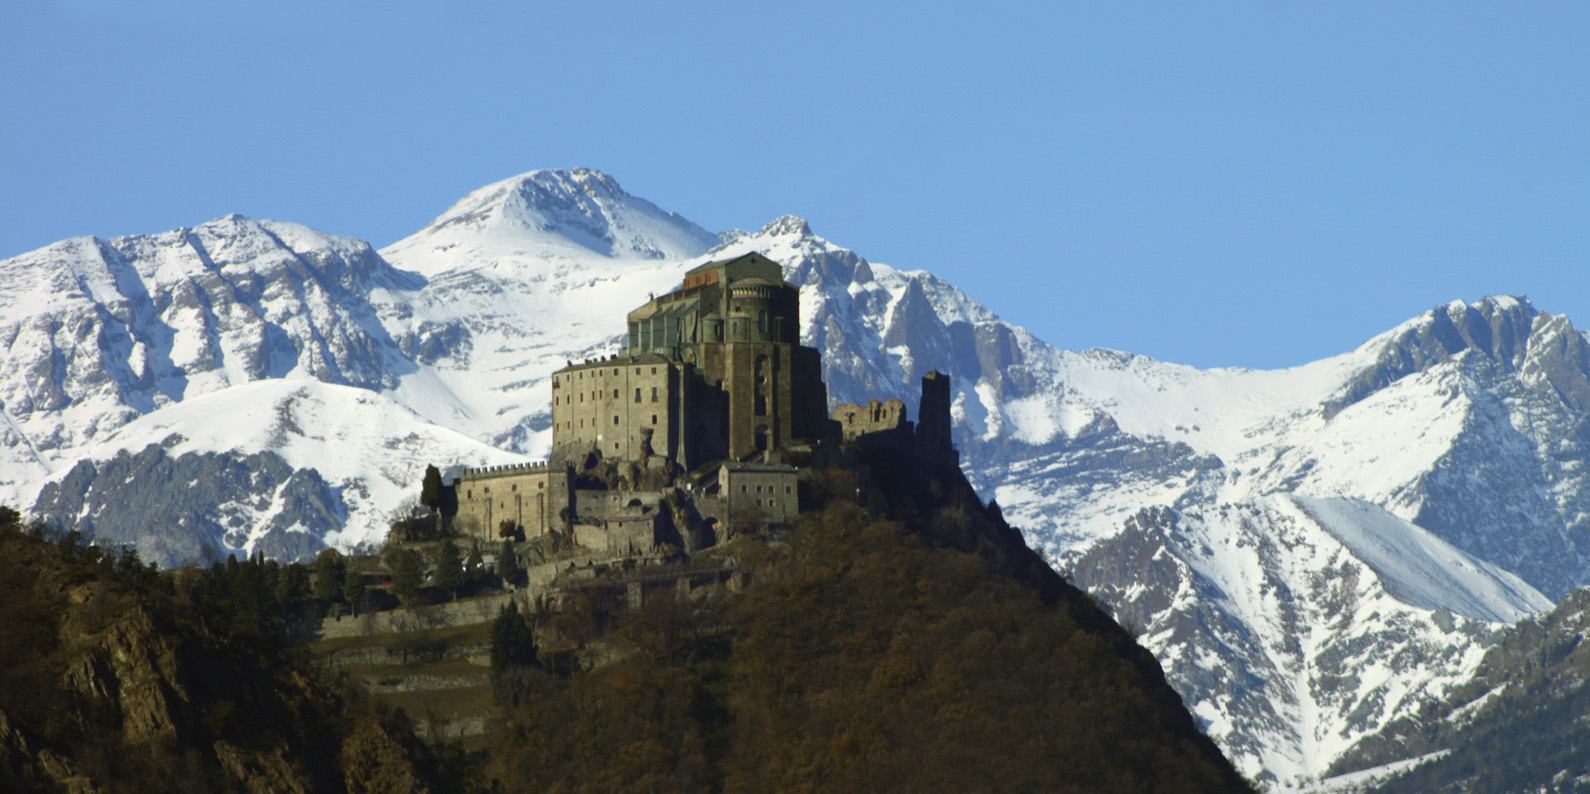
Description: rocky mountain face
0,215,422,491
1071,498,1540,785
8,168,1590,783
33,443,340,567
1324,585,1590,793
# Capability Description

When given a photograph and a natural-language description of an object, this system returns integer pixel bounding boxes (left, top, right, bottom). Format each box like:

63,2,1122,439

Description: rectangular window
786,486,793,494
635,388,642,403
651,415,657,424
614,416,620,425
613,388,619,399
650,386,658,402
651,367,657,374
740,485,747,493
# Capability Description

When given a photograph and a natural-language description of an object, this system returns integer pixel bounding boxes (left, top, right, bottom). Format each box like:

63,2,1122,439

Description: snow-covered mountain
6,167,1590,783
383,167,720,274
1322,585,1590,793
1071,498,1547,785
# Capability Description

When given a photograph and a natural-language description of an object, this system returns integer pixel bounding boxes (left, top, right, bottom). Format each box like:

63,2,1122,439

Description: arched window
754,355,769,416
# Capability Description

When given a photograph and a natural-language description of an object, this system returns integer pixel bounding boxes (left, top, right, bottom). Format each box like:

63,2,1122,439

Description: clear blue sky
4,1,1588,370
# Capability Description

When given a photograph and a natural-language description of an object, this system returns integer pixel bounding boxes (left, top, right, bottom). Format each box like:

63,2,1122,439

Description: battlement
460,461,552,480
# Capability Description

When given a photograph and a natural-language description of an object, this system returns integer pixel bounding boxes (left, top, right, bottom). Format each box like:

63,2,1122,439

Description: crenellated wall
454,462,570,542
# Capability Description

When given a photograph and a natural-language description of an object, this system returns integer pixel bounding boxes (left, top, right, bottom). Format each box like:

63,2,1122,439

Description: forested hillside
0,458,1251,794
483,457,1252,793
0,506,474,794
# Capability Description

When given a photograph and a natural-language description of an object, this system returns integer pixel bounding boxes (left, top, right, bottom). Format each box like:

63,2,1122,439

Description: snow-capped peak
758,214,813,238
382,168,719,274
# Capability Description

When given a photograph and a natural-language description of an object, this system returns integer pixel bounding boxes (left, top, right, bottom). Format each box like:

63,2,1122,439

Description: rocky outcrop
0,519,464,794
33,444,340,568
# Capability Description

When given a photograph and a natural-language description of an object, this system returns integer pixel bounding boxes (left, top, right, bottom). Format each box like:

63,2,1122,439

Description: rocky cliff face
0,518,460,794
32,444,340,568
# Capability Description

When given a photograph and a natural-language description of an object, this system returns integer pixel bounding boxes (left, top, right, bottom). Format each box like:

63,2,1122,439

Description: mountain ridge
7,167,1590,784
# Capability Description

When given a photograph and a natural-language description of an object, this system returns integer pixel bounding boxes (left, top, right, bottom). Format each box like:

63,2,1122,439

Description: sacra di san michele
452,252,957,554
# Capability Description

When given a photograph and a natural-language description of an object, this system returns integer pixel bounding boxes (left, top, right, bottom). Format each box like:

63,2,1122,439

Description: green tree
435,539,464,599
342,565,366,615
275,563,310,606
498,539,520,588
312,550,345,604
392,549,424,604
489,600,536,670
421,464,444,511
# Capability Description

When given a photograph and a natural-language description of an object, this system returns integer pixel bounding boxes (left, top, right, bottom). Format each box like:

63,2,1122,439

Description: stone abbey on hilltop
452,252,957,553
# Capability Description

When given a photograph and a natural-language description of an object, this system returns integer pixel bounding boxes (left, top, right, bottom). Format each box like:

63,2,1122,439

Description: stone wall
454,463,571,543
718,462,799,523
551,358,682,463
833,397,910,441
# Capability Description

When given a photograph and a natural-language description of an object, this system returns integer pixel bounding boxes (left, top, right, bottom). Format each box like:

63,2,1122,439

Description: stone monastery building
552,252,830,467
452,252,956,553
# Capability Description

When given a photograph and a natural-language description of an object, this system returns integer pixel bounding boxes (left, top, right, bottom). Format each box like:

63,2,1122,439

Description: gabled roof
685,251,784,282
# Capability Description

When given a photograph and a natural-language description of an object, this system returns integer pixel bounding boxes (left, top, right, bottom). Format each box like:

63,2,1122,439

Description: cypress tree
498,539,520,588
435,539,464,599
342,565,366,615
275,562,310,607
393,550,424,604
313,551,344,604
420,464,444,511
489,601,536,670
